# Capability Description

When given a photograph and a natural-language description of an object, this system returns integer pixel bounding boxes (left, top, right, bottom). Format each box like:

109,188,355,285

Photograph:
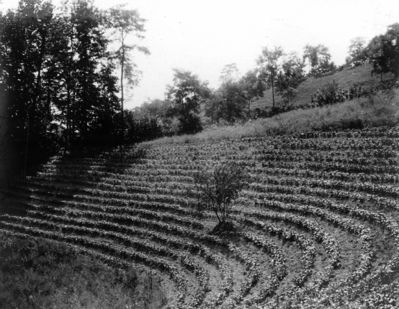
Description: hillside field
2,1,399,308
1,125,399,308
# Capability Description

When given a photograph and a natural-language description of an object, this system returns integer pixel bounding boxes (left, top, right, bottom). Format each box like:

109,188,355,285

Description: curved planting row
1,126,398,308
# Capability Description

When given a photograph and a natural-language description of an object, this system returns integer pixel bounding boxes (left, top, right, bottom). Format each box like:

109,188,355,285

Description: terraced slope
1,126,399,308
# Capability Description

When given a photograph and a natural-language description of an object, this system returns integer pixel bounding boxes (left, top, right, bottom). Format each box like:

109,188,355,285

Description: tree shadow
0,143,148,217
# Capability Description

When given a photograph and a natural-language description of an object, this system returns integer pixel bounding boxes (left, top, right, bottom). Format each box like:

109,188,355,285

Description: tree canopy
205,81,248,123
346,37,367,66
303,44,336,77
107,5,149,132
276,53,305,106
256,46,284,108
0,0,148,174
166,69,210,134
367,23,399,78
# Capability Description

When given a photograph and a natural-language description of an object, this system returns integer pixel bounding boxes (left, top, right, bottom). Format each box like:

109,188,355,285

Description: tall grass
150,89,398,145
0,234,166,309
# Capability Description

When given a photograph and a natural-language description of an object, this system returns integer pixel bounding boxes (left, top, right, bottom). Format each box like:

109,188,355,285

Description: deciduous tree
194,162,248,225
276,53,305,106
366,23,399,79
256,46,284,108
0,0,125,173
205,82,248,123
220,63,239,84
303,44,335,77
108,5,149,132
166,70,210,134
0,0,61,173
346,37,367,66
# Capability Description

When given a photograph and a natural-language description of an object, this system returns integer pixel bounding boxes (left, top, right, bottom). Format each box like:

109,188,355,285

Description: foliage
312,80,346,105
0,0,67,171
194,162,248,223
69,0,119,142
166,69,210,134
238,69,266,101
206,66,268,124
107,4,149,131
256,46,284,107
276,53,306,106
0,0,148,174
126,67,264,132
124,110,163,143
385,23,399,77
303,44,336,77
134,99,169,120
367,35,390,78
130,99,176,136
366,23,399,78
309,80,393,109
255,47,305,110
205,81,249,123
219,63,239,84
346,37,368,66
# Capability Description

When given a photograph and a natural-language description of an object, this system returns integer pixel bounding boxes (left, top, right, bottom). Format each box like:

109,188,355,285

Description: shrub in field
313,81,346,106
194,162,248,226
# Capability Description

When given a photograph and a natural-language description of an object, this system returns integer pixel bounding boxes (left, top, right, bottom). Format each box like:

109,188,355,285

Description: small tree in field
194,162,248,227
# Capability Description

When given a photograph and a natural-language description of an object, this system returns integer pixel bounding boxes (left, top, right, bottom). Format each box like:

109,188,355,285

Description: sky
1,0,399,109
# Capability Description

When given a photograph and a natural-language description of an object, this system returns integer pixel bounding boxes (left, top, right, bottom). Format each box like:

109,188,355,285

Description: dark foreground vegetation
0,234,165,309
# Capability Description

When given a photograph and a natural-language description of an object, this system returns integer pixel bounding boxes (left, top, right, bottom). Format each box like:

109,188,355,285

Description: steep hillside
251,63,393,111
1,126,399,308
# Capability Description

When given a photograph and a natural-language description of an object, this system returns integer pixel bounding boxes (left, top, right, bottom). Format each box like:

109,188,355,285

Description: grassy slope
0,234,166,309
151,88,399,145
251,63,392,110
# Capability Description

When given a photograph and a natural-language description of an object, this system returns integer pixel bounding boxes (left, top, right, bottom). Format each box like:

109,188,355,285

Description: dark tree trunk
271,75,275,108
120,29,125,136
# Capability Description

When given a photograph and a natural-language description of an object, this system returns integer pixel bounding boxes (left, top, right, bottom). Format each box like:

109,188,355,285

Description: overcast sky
1,0,399,108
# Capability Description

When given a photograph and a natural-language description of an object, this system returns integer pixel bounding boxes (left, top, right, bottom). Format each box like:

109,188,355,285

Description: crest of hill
251,63,391,110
